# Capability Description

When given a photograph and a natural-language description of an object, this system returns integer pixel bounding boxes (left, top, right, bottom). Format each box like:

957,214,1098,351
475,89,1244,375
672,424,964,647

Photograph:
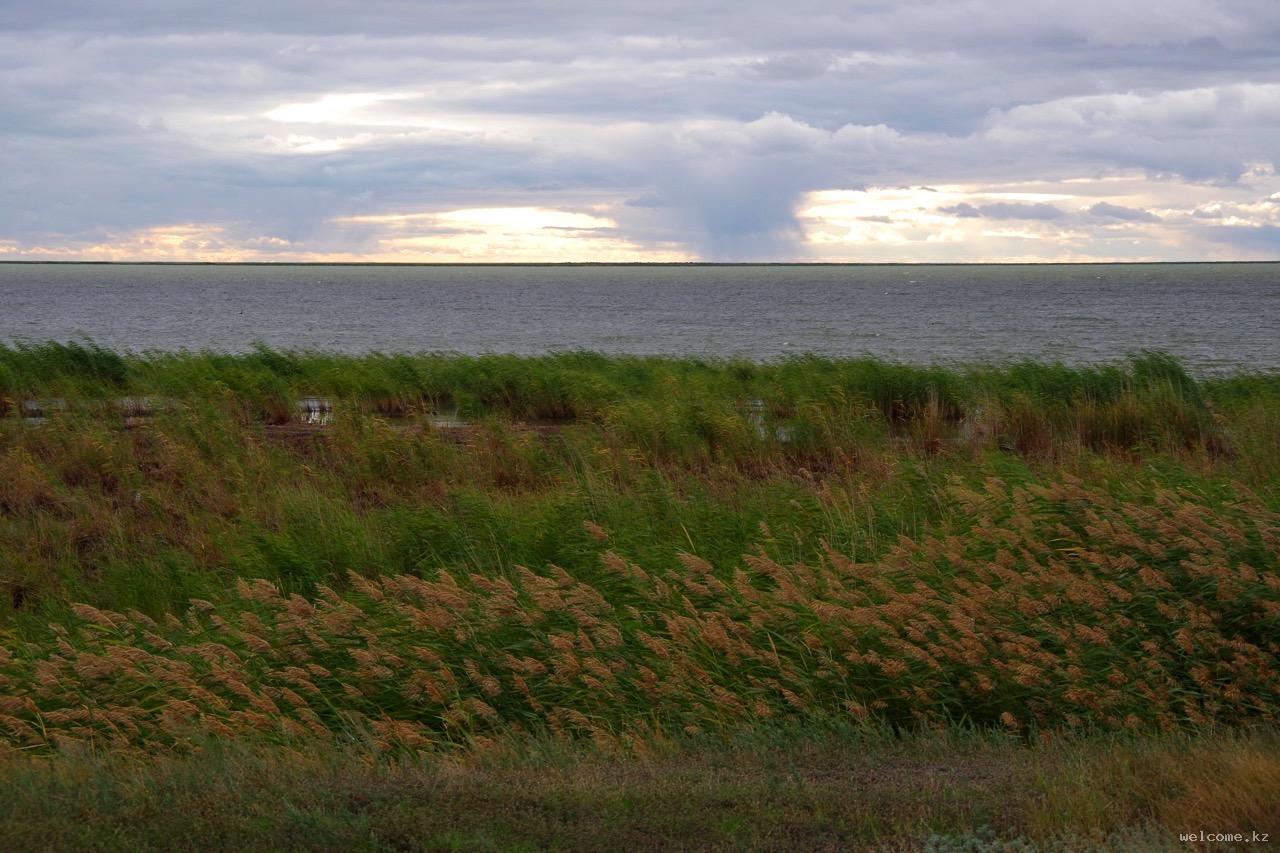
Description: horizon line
2,259,1278,267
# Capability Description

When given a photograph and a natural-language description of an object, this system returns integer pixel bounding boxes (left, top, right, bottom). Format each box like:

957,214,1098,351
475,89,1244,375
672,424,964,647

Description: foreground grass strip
1,729,1276,851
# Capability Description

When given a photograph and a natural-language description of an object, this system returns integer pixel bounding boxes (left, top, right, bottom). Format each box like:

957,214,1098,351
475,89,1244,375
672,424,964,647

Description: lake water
1,263,1277,372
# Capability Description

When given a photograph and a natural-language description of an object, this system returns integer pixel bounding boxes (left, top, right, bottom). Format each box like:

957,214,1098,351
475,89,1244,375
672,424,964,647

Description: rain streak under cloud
2,0,1280,262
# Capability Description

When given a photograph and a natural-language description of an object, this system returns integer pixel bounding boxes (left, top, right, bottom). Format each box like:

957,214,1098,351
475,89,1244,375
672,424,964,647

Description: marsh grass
1,342,1262,419
2,345,1280,845
2,466,1278,752
1,346,1279,844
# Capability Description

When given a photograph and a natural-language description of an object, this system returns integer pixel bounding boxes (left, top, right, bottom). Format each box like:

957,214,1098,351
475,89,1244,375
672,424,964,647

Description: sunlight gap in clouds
4,225,262,262
4,172,1276,262
336,206,691,262
263,92,416,124
796,172,1280,262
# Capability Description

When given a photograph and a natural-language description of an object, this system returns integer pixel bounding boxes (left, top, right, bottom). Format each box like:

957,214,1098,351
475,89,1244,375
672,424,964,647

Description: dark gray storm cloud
2,1,1279,259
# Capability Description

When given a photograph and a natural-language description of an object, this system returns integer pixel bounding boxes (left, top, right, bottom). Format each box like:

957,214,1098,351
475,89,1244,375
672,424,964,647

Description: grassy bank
3,340,1279,423
1,345,1279,845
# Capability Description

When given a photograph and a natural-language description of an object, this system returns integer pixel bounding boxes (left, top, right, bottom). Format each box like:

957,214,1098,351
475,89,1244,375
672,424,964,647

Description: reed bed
3,342,1275,422
2,474,1277,752
1,346,1278,748
3,346,1280,844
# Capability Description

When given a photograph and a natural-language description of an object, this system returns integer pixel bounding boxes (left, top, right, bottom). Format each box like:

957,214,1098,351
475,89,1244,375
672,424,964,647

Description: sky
2,0,1279,263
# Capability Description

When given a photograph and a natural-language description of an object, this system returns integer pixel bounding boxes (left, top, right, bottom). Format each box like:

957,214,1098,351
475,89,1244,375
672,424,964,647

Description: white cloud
987,83,1280,139
263,92,416,124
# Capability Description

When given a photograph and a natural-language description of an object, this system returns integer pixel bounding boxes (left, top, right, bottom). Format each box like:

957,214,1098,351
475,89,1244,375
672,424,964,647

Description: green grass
3,341,1273,416
3,345,1275,619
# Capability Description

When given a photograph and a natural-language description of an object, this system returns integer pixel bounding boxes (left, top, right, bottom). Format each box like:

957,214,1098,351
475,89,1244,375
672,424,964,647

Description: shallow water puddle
742,398,793,443
297,398,334,426
114,396,174,417
360,400,469,430
426,411,469,429
288,400,469,430
16,396,178,425
21,398,67,419
19,398,67,425
7,395,475,434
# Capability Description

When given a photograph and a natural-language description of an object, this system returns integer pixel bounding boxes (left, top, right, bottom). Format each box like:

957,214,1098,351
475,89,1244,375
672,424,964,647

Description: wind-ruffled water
1,262,1276,372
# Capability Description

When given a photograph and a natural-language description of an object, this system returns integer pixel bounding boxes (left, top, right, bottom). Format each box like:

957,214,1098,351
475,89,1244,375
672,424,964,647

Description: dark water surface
1,263,1277,371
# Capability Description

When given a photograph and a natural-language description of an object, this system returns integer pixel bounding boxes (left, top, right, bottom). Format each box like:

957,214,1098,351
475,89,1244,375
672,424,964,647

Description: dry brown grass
0,729,1274,850
1,475,1276,753
1145,737,1280,833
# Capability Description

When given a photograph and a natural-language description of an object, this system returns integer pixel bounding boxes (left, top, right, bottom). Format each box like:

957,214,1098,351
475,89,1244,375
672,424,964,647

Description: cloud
797,176,1280,261
982,82,1280,180
1196,224,1280,254
597,114,906,259
941,202,1067,220
1,1,1279,260
1088,201,1161,221
988,83,1280,137
747,53,832,81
